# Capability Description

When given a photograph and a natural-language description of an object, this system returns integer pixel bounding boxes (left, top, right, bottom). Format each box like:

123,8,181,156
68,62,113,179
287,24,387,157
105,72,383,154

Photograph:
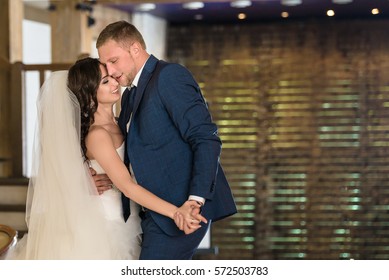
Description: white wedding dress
89,142,142,260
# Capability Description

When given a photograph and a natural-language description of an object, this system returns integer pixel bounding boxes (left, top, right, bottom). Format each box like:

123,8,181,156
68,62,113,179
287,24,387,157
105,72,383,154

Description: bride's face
96,65,121,106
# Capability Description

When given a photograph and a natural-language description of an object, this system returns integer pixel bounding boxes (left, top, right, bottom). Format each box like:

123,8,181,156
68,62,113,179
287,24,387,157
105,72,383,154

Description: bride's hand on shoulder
89,167,113,195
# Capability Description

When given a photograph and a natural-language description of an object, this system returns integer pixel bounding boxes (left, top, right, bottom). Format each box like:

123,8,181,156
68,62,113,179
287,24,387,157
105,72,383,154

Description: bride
7,57,205,260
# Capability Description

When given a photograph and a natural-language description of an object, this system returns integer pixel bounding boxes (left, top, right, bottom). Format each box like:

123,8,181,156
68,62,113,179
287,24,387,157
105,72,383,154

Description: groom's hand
89,167,113,195
173,201,207,234
174,213,202,235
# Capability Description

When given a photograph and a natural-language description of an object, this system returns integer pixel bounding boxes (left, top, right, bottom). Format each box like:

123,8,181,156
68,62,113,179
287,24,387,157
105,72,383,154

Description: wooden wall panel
168,19,389,259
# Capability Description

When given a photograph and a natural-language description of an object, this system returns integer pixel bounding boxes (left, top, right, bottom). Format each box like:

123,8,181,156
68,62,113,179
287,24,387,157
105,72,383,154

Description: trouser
139,211,210,260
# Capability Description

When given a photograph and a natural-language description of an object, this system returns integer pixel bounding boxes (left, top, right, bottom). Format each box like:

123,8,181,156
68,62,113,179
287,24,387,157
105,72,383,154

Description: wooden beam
10,62,23,177
9,0,23,63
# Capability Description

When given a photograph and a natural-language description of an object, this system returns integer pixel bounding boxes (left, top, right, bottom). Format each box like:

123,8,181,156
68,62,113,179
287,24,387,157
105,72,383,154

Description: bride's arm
86,128,207,232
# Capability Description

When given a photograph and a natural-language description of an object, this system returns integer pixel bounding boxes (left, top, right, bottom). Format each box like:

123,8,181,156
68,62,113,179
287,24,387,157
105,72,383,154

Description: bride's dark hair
67,57,102,159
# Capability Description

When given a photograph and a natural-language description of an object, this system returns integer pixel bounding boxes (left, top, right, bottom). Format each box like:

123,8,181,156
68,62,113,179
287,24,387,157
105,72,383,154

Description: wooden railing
9,62,71,178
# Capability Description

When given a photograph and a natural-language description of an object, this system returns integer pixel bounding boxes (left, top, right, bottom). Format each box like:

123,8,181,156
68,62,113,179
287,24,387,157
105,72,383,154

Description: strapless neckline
116,142,125,151
89,142,125,175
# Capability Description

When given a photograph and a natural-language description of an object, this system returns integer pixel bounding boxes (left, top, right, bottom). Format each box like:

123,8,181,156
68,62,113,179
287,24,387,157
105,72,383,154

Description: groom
94,20,237,260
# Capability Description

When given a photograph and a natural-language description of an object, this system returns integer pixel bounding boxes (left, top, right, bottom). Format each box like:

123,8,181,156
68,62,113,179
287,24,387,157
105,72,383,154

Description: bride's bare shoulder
86,125,112,144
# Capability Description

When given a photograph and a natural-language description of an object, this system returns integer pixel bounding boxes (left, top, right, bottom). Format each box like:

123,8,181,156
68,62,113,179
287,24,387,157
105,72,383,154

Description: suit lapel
131,55,159,115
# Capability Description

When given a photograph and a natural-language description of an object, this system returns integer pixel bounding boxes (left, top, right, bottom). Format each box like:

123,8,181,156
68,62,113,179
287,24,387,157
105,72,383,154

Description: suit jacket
118,55,237,236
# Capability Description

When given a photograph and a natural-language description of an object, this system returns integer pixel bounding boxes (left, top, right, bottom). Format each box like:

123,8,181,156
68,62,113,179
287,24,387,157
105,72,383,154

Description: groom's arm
89,167,114,195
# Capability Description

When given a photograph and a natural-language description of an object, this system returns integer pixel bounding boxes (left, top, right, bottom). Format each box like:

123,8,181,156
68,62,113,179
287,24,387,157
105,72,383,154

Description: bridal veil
10,71,119,259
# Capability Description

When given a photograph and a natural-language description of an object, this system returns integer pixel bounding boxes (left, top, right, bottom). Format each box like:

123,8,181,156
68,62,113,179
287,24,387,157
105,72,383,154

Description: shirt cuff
188,195,205,205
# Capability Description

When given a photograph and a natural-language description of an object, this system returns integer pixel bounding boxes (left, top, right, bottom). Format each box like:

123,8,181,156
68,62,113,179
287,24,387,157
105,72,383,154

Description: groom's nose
105,63,115,76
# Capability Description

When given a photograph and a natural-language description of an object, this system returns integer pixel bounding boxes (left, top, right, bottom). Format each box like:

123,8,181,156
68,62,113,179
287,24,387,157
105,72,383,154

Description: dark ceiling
106,0,389,24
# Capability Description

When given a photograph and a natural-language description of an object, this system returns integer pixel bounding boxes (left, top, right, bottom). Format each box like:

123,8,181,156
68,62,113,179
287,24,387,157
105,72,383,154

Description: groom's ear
130,41,141,56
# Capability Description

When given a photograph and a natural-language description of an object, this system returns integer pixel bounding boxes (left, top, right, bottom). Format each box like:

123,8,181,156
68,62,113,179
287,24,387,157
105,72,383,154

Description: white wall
132,13,167,60
22,19,51,177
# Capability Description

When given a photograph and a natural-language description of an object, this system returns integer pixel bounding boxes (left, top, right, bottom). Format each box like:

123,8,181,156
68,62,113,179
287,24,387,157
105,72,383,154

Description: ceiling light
182,2,204,10
332,0,353,4
230,1,252,8
372,8,379,15
281,12,289,18
327,9,335,16
135,3,156,12
238,13,247,20
281,0,302,6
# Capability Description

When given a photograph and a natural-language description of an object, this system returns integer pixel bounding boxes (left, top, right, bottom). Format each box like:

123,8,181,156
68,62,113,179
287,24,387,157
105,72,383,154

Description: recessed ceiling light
372,8,380,15
238,13,247,20
135,3,156,12
281,12,289,18
327,9,335,16
182,2,204,10
281,0,302,6
231,1,252,8
332,0,353,4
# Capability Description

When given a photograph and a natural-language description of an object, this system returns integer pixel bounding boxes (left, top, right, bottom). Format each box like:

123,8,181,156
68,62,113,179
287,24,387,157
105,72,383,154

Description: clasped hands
91,170,207,235
174,200,207,235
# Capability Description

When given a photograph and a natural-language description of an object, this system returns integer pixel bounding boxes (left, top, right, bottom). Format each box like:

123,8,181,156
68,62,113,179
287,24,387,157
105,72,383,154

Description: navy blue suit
118,55,237,259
